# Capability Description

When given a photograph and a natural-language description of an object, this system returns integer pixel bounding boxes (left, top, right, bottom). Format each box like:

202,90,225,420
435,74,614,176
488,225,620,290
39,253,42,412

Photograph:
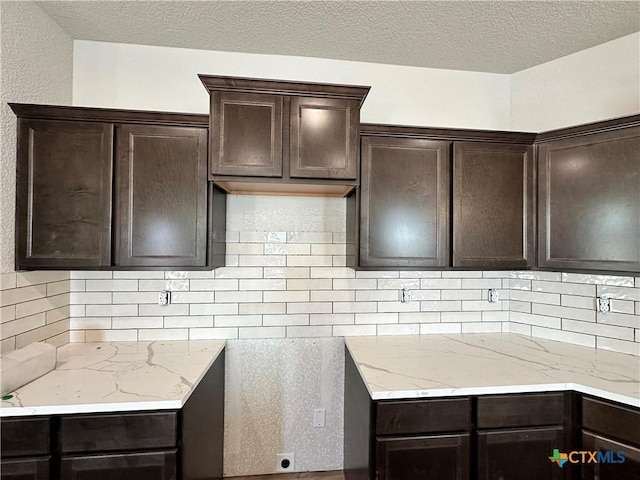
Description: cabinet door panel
0,457,49,480
453,142,534,268
376,434,469,480
1,417,50,457
360,137,450,268
582,431,640,480
16,119,113,268
211,91,283,177
538,127,640,272
60,451,176,480
115,125,208,267
290,97,359,180
477,427,565,480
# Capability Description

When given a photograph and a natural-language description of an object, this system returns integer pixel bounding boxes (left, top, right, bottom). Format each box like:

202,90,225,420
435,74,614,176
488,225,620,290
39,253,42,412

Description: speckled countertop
345,333,640,407
0,340,225,417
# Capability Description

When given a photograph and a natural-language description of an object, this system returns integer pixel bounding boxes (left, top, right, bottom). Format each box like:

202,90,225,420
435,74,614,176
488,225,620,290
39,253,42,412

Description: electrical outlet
401,288,411,303
158,290,170,306
276,453,294,473
597,296,611,314
488,289,499,303
313,408,326,428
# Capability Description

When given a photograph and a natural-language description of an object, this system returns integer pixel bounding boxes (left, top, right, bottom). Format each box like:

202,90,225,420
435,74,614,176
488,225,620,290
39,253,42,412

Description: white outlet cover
276,453,294,473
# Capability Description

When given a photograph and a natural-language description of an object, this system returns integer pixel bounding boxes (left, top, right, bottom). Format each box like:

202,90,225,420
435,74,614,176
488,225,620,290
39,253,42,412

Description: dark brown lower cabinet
376,434,469,480
0,457,50,480
477,427,565,480
582,432,640,480
61,451,176,480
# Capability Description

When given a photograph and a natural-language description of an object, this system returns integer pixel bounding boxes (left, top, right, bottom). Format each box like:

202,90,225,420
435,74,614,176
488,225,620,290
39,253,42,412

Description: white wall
0,1,74,274
511,32,640,132
72,40,512,130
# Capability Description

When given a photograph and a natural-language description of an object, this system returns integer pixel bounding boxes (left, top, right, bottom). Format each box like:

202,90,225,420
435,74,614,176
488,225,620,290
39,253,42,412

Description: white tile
421,278,462,289
507,322,531,336
287,255,333,267
189,328,238,340
332,231,346,243
226,243,264,255
16,294,68,319
510,290,560,305
611,299,636,314
239,255,286,267
215,267,263,279
264,267,309,279
355,290,398,302
225,231,240,242
165,279,190,291
287,302,332,314
0,284,47,306
164,271,189,279
112,292,158,304
69,305,85,317
15,318,69,348
69,292,111,305
441,290,482,300
215,291,262,303
263,314,309,326
138,280,169,291
355,313,398,324
597,285,640,301
46,306,70,324
333,255,347,267
113,271,165,279
398,312,440,323
462,300,503,311
333,278,377,290
1,314,46,340
0,273,17,290
69,331,86,343
287,232,332,243
421,300,461,312
239,232,286,243
264,290,310,303
530,326,595,348
531,303,596,322
378,301,420,313
509,300,531,313
596,337,640,356
138,304,187,316
482,311,510,322
420,323,462,334
190,279,239,291
356,270,399,279
510,311,561,329
286,326,332,337
482,271,511,278
636,302,640,315
462,322,502,333
333,302,377,314
597,312,640,329
333,325,377,336
410,290,441,301
636,328,639,342
400,271,442,278
310,267,355,278
190,303,239,315
378,279,421,290
112,317,164,329
461,279,502,289
238,326,287,339
562,272,635,286
71,271,113,279
164,316,213,328
69,279,85,292
86,279,138,291
512,271,561,281
70,317,111,330
17,271,68,287
311,290,355,302
85,329,138,342
239,302,286,315
239,279,286,291
442,271,483,278
562,319,634,341
441,312,482,323
311,244,346,255
561,295,595,309
138,329,189,341
377,324,420,335
264,243,310,255
310,313,354,325
86,304,138,317
47,280,71,296
1,305,16,324
532,280,595,297
287,279,332,290
214,315,262,327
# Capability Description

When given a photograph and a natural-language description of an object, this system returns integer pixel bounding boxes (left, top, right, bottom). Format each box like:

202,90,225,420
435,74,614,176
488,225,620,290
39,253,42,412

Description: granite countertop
345,333,640,408
0,340,226,417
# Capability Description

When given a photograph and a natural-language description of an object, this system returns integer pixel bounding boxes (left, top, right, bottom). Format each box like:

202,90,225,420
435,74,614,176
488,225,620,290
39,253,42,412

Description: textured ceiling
37,1,640,74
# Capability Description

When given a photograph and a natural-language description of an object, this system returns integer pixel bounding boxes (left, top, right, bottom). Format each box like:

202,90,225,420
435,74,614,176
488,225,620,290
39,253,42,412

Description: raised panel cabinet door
376,434,470,480
453,142,534,268
360,136,450,268
582,431,640,480
477,427,566,480
211,91,283,177
290,97,359,180
60,450,176,480
16,119,113,269
538,127,640,272
0,457,50,480
115,125,208,267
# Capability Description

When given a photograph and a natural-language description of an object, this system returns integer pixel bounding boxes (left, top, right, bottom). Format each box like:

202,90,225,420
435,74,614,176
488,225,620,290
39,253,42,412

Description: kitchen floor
230,472,344,480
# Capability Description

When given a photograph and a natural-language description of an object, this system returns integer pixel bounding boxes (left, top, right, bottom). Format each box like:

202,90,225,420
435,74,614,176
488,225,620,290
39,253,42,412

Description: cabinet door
0,457,49,480
582,431,640,480
538,127,640,272
115,125,208,267
290,97,359,180
60,451,176,480
453,142,534,268
477,426,565,480
360,136,450,268
376,434,469,480
210,91,283,177
16,119,113,269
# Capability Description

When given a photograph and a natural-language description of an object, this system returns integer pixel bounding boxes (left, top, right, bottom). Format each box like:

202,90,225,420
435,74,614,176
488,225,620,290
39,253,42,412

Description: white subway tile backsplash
138,304,185,316
510,311,561,329
562,319,634,341
333,302,377,314
1,285,47,306
310,313,354,326
85,329,137,342
420,278,462,289
611,299,636,314
597,312,640,329
286,326,332,337
561,295,595,309
378,324,420,335
462,322,502,333
263,314,309,326
239,279,286,291
226,243,264,255
164,316,213,328
86,279,138,291
355,290,399,302
215,267,263,279
264,290,310,303
113,271,164,279
441,312,481,323
311,244,346,255
287,302,332,314
398,312,440,323
239,255,286,267
190,303,239,315
239,326,286,339
333,325,376,336
1,273,17,290
288,279,332,290
264,267,309,278
378,278,421,290
215,291,262,303
532,280,595,297
442,271,483,278
595,337,640,355
597,285,640,301
462,300,503,311
239,303,286,315
189,327,238,340
310,267,355,279
1,305,16,324
506,322,531,336
512,271,562,281
264,243,310,255
112,317,163,329
461,279,502,289
481,311,510,322
287,255,333,267
441,290,482,300
2,313,46,340
333,278,377,290
287,232,332,243
189,279,239,291
401,271,442,278
530,326,595,348
378,301,420,313
510,290,560,305
421,300,461,312
355,313,398,324
311,290,355,302
70,317,111,330
562,272,635,286
420,323,462,334
408,290,441,301
531,304,596,322
138,329,189,341
215,315,262,327
112,292,157,304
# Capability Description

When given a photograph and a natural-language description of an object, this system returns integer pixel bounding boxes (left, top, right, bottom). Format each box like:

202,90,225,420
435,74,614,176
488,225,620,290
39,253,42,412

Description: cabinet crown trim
360,123,536,144
198,74,370,104
535,113,640,143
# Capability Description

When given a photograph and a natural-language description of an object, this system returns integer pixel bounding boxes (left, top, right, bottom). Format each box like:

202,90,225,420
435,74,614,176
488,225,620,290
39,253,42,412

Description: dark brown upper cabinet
199,75,369,196
357,133,450,268
537,117,640,273
14,117,113,269
453,142,534,269
114,125,208,267
10,103,224,270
